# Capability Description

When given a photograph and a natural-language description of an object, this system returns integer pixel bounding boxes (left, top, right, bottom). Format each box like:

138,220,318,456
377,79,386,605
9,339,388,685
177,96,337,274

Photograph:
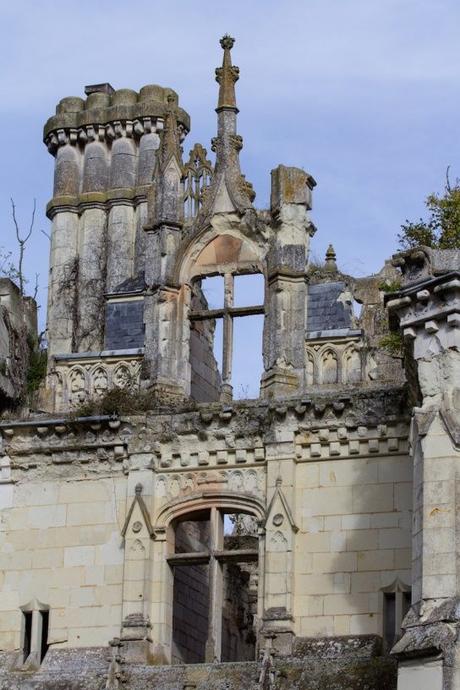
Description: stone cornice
387,270,460,342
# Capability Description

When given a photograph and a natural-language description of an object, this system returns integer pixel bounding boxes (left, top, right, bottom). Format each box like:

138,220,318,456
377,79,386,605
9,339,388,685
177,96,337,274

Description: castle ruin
0,36,459,690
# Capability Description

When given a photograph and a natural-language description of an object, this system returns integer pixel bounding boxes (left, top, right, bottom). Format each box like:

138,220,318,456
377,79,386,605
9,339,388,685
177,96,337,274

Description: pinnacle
220,34,235,50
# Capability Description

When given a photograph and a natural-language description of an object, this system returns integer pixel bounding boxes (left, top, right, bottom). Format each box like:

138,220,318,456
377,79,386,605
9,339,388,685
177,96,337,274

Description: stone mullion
221,273,234,402
205,508,224,662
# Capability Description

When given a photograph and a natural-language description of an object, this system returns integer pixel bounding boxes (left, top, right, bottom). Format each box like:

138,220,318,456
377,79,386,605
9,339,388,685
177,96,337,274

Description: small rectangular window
23,611,33,662
40,610,49,662
383,592,396,647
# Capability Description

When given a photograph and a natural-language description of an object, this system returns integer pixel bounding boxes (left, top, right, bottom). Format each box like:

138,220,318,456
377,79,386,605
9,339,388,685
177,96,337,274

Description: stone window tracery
182,144,213,221
167,507,258,663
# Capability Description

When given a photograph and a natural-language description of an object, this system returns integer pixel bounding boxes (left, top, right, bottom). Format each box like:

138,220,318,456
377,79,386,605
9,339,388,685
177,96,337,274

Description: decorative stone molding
305,335,366,386
49,351,143,411
155,467,265,507
295,422,409,461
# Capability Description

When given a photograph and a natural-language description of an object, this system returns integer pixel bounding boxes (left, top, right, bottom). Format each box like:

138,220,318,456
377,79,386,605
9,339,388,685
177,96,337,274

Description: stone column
106,203,135,292
261,165,316,398
46,209,79,356
143,283,191,400
388,266,460,690
76,207,106,351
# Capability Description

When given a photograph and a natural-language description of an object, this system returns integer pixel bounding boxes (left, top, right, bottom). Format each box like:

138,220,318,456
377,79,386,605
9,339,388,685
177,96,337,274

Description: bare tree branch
33,273,39,301
10,197,36,296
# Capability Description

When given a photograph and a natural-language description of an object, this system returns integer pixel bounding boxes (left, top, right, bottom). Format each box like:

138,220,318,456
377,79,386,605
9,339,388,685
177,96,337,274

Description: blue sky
1,0,459,331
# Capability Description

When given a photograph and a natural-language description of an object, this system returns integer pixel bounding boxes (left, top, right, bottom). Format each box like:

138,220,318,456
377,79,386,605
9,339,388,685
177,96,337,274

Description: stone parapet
44,84,190,148
48,350,144,411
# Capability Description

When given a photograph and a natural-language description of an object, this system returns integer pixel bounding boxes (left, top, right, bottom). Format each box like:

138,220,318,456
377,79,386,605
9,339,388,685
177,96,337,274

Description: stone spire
197,35,255,224
216,34,239,111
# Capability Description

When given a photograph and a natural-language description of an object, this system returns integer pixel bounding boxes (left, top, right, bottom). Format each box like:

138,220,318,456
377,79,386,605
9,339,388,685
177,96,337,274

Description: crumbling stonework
0,278,37,408
0,34,459,690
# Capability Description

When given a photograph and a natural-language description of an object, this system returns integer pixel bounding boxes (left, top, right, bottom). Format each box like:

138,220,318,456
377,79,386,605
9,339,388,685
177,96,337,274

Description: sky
0,0,459,359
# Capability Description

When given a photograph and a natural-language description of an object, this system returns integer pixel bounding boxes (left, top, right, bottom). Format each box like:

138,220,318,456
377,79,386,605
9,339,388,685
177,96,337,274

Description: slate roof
307,281,351,333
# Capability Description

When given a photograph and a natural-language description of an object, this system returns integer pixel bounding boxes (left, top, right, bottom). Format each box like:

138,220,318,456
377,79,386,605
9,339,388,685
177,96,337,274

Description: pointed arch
343,344,363,383
318,346,339,384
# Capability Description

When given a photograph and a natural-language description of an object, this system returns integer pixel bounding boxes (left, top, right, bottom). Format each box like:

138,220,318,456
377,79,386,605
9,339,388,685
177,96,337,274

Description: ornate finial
215,34,239,111
325,244,337,272
220,34,235,50
135,483,143,496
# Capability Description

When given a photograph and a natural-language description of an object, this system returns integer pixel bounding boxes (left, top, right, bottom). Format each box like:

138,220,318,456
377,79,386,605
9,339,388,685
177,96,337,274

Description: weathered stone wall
0,390,411,670
0,279,37,408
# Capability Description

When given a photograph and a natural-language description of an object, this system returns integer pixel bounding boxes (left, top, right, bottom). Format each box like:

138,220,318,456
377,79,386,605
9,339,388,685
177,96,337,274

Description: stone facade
0,35,458,690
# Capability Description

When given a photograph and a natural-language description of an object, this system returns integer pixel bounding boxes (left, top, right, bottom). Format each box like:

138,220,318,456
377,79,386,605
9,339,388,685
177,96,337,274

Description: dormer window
189,272,264,402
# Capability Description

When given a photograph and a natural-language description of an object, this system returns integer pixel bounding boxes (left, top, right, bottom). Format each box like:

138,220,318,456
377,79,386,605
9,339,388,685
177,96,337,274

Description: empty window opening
201,275,225,310
190,272,264,402
172,563,210,663
383,583,411,649
234,273,265,307
169,508,258,664
21,605,50,666
40,610,50,663
232,314,264,399
352,298,362,321
23,611,32,662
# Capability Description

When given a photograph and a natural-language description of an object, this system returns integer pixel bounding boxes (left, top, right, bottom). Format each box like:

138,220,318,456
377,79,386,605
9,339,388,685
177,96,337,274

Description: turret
44,83,190,357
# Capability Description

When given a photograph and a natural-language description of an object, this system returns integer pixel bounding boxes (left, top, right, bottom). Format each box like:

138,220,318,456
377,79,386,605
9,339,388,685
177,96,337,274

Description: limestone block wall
189,318,222,403
0,475,127,650
293,428,412,637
